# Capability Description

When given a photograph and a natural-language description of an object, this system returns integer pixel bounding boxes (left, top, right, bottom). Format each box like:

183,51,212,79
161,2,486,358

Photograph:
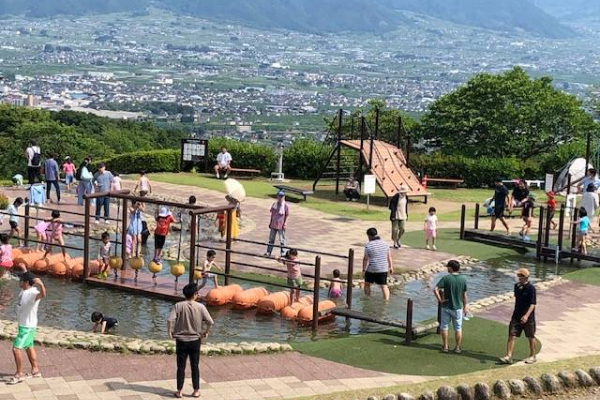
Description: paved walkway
0,342,428,399
478,280,600,363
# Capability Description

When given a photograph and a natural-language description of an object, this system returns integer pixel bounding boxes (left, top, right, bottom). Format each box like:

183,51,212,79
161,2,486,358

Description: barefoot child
0,234,13,277
127,201,145,255
153,206,176,262
91,312,118,334
196,250,220,289
133,170,151,197
43,210,67,260
62,157,76,192
519,194,535,241
215,210,226,240
278,249,302,303
328,269,343,299
546,191,557,230
98,232,111,275
2,197,24,246
424,207,438,250
33,219,50,252
572,207,594,255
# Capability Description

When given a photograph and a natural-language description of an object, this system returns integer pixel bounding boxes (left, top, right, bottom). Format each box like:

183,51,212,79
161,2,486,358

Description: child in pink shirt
43,210,67,260
34,220,50,251
0,233,13,276
278,248,302,303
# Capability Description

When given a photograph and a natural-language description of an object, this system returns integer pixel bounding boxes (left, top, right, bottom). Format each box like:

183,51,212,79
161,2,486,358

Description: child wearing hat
519,193,536,241
545,191,557,230
153,206,178,262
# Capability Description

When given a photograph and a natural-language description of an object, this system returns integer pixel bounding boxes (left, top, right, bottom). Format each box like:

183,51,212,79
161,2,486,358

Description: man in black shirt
499,268,537,364
509,180,530,213
491,178,510,234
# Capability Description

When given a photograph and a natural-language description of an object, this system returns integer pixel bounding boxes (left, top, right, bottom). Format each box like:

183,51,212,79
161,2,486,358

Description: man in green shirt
434,260,468,353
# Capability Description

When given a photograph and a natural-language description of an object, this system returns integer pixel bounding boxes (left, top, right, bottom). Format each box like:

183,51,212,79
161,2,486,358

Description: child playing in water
519,194,535,241
98,232,112,275
328,269,343,299
1,197,23,246
91,312,118,334
215,210,226,240
33,219,50,251
43,210,67,260
424,207,438,251
133,170,151,197
196,250,220,289
572,207,594,255
153,206,177,262
546,191,557,230
278,249,302,303
0,233,13,277
127,201,145,255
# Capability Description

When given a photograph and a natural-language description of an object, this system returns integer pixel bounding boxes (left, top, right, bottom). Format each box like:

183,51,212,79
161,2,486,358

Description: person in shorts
434,260,468,353
500,268,537,364
9,272,46,385
491,178,510,234
278,249,302,303
362,228,393,300
91,311,118,334
509,179,529,214
2,197,24,247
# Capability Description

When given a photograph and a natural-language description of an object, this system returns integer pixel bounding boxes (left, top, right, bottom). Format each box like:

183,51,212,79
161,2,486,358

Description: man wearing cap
265,190,289,257
389,184,408,249
9,272,46,385
93,163,114,224
491,178,510,234
500,268,537,364
167,283,214,398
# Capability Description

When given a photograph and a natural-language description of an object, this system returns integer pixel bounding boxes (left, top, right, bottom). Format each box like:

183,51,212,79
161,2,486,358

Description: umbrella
224,178,246,202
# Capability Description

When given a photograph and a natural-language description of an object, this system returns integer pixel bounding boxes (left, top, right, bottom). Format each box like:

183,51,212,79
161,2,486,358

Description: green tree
420,67,598,159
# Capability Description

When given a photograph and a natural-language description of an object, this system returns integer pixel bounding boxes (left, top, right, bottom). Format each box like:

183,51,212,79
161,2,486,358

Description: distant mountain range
528,0,600,20
0,0,577,38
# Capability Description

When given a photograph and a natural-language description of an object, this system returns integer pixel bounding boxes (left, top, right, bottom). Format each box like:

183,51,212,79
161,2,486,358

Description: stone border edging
0,319,292,356
359,366,600,400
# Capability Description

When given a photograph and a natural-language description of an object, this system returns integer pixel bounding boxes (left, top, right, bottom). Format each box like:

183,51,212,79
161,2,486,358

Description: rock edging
0,319,292,356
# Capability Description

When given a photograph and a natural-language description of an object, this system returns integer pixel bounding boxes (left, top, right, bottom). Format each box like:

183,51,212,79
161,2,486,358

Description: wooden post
359,117,365,182
335,108,343,195
474,203,480,230
312,256,322,332
536,207,545,260
225,209,233,286
544,205,552,262
566,174,572,195
83,196,91,280
405,298,414,345
557,204,565,255
436,294,442,335
585,131,591,173
346,249,354,310
120,198,128,270
397,116,402,150
406,131,411,167
24,201,30,247
189,213,197,285
570,207,578,262
460,204,466,240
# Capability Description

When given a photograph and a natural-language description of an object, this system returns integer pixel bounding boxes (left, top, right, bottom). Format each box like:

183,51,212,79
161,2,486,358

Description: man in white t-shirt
213,146,232,179
8,272,46,385
25,140,42,185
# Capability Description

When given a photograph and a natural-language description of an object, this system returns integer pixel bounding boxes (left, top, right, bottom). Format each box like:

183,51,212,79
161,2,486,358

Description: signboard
545,173,554,192
180,139,209,171
363,175,376,195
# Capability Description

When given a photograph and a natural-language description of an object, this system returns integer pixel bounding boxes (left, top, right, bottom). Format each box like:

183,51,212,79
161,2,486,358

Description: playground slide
340,140,427,198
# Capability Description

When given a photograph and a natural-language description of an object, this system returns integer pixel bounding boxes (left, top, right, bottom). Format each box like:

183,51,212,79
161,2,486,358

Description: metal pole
536,207,545,260
557,204,565,255
346,249,354,310
189,214,197,285
24,201,30,247
359,117,365,182
120,198,128,270
312,256,322,332
406,131,411,167
566,173,572,195
335,108,343,195
225,209,233,286
397,116,402,150
585,131,591,173
474,203,480,230
460,204,466,240
544,205,552,262
83,197,91,280
570,207,578,262
405,298,414,345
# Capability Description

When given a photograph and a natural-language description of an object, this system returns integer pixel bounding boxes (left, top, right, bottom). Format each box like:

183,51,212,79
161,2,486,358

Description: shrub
101,149,180,174
207,139,276,174
283,139,333,179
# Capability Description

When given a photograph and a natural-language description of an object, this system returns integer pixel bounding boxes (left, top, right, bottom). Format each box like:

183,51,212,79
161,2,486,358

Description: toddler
154,206,177,262
2,197,23,246
91,312,118,334
196,250,220,289
278,249,302,303
134,170,151,197
0,233,13,277
99,232,112,275
519,194,535,241
215,210,226,240
111,172,122,191
43,210,67,260
33,219,50,251
328,269,343,299
573,207,594,255
424,207,438,250
546,191,557,230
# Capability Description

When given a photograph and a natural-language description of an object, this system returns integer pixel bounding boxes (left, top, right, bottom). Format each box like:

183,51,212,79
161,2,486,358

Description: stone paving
478,280,600,363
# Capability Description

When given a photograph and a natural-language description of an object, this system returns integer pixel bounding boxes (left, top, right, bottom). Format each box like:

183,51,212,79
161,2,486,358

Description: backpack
30,147,41,167
76,161,86,180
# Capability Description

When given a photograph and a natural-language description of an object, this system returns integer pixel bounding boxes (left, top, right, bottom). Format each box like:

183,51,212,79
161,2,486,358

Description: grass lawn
400,228,526,260
563,268,600,286
293,317,537,377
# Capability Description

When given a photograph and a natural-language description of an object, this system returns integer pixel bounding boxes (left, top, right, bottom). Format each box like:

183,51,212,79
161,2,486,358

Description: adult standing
343,175,360,201
77,157,93,206
8,272,46,384
44,153,61,203
362,228,393,300
499,268,537,364
389,184,408,249
434,260,468,353
93,163,114,224
509,179,529,214
167,283,214,398
580,168,600,193
491,177,510,234
264,190,289,257
214,146,232,179
25,140,42,185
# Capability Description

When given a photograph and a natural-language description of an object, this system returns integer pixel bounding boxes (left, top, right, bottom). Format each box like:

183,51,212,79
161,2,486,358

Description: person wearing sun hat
500,267,537,365
546,191,557,230
153,206,177,262
264,190,289,257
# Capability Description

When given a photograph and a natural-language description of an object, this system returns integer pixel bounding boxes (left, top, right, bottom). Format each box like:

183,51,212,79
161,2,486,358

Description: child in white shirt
424,207,438,251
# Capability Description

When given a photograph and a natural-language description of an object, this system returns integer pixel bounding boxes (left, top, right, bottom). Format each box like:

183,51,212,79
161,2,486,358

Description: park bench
228,167,261,177
426,178,464,188
273,185,314,201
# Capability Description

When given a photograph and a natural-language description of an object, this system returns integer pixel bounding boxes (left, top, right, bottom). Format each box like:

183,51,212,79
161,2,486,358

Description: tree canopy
420,67,597,159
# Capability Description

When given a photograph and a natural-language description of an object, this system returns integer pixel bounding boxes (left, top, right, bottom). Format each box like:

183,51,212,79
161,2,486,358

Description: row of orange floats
11,248,101,280
205,284,336,324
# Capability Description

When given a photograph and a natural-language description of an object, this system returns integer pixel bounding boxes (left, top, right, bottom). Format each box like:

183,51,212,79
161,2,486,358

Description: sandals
174,393,183,398
6,374,25,385
499,356,513,364
28,371,43,378
192,392,201,398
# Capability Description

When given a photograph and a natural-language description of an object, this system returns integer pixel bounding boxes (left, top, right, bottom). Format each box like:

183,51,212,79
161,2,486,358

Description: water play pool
0,256,574,343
